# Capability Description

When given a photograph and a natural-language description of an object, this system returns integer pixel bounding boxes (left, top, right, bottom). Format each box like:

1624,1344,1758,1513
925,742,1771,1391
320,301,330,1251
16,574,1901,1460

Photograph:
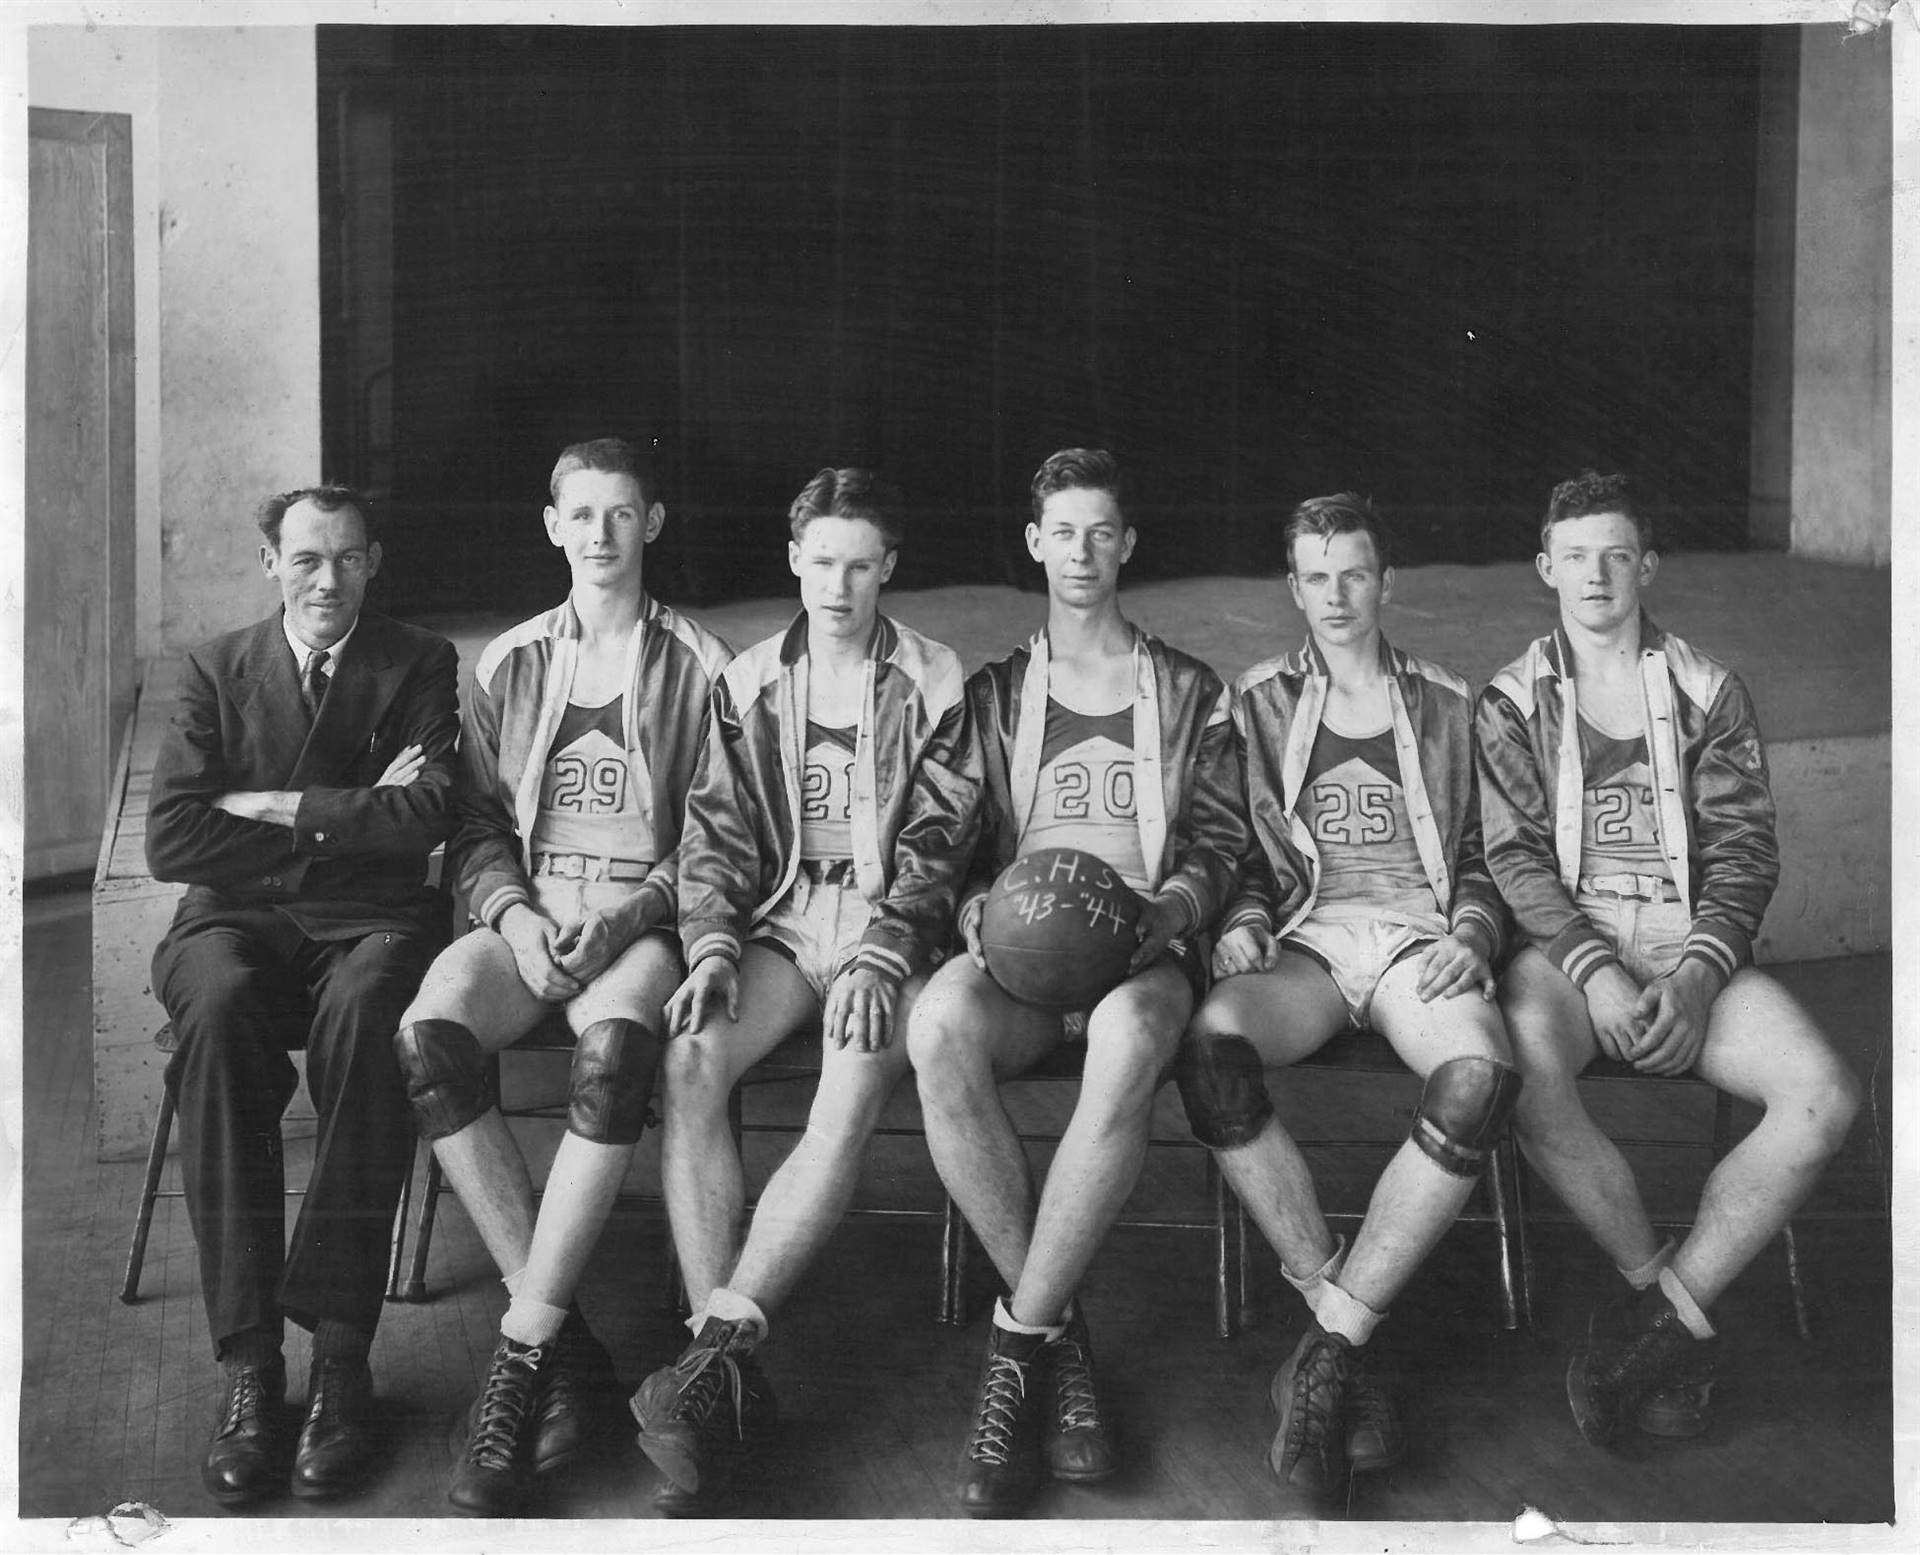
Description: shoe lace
304,1359,363,1433
466,1346,542,1470
1046,1335,1102,1435
1347,1371,1394,1437
966,1355,1029,1466
220,1368,270,1434
1602,1314,1693,1396
1285,1337,1350,1453
667,1340,746,1444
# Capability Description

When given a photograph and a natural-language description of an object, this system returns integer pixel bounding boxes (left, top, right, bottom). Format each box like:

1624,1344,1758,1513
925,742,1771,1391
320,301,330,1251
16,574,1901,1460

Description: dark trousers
153,907,435,1352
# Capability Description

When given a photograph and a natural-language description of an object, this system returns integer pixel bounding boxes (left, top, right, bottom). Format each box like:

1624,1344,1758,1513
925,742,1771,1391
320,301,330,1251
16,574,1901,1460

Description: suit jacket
146,609,461,940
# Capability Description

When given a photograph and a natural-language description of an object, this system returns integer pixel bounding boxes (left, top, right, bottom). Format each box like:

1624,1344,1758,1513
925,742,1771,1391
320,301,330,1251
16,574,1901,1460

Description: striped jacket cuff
1449,902,1502,962
685,928,743,969
1547,922,1622,991
635,874,676,927
1219,901,1269,938
1154,878,1203,937
479,885,532,933
1680,923,1744,994
852,941,913,987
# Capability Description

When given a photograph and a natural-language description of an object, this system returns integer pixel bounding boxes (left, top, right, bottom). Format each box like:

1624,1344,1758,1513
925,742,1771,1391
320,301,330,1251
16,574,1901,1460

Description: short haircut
549,437,659,508
1029,447,1126,526
256,485,375,549
1542,469,1652,553
787,467,905,550
1283,492,1391,574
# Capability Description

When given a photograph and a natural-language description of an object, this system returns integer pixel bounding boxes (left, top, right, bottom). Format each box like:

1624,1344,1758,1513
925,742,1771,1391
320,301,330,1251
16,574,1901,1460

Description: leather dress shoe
202,1357,287,1506
291,1356,378,1499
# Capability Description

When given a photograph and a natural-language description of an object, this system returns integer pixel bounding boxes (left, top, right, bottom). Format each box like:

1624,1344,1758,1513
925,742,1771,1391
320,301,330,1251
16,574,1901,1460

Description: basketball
979,848,1143,1011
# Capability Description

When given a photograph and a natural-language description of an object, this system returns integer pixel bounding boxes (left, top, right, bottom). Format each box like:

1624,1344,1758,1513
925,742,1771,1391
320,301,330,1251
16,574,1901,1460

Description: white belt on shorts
532,851,653,883
1579,872,1682,903
797,857,858,886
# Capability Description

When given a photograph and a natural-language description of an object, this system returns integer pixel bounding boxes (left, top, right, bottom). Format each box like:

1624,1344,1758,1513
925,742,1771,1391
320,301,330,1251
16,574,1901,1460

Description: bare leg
1671,969,1859,1306
1009,963,1192,1326
725,980,923,1312
510,934,683,1309
399,930,558,1276
1338,960,1512,1312
906,957,1071,1290
658,947,820,1314
1186,955,1351,1278
1501,946,1666,1272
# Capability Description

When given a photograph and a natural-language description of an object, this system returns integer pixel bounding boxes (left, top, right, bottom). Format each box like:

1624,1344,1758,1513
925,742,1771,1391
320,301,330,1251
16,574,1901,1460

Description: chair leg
1234,1195,1255,1332
384,1140,419,1303
1783,1223,1812,1342
120,1089,178,1305
665,1250,689,1320
1209,1155,1238,1341
1509,1137,1536,1331
399,1147,444,1302
940,1196,968,1326
1485,1132,1523,1332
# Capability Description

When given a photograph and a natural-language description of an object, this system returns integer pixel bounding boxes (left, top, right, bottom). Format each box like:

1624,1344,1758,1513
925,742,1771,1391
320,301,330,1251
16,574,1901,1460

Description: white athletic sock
1657,1266,1717,1341
1312,1277,1385,1347
699,1286,769,1344
500,1295,568,1349
1281,1234,1348,1307
993,1296,1067,1343
1616,1238,1676,1291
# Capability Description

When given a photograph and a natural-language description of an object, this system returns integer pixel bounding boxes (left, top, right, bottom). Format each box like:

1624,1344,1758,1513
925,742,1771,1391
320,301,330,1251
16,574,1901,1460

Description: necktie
304,649,330,719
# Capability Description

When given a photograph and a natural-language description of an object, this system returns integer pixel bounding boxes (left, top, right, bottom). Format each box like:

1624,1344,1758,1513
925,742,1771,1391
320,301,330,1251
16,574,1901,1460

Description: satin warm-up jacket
961,627,1249,938
1219,635,1510,963
450,593,734,933
1474,615,1778,993
676,612,984,987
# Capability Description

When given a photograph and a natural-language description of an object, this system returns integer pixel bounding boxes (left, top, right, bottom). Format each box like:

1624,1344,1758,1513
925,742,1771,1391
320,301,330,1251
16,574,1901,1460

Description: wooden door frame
27,107,136,880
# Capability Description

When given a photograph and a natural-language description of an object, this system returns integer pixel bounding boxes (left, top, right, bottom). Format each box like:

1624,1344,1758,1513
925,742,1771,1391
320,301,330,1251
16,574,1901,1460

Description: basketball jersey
1577,714,1670,878
1020,699,1148,891
1298,720,1432,913
800,722,858,861
528,695,656,860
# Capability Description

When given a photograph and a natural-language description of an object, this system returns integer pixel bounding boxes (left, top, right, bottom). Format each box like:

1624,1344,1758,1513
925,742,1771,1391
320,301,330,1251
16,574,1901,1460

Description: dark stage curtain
327,23,1764,613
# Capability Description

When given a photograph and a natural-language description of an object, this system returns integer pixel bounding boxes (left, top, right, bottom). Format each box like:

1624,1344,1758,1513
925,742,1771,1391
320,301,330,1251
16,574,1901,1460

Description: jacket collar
1545,610,1666,677
1296,630,1397,682
778,609,896,668
556,590,662,639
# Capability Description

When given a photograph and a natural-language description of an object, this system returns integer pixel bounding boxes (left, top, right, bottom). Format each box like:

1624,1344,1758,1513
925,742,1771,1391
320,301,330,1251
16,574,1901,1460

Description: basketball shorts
1283,904,1448,1029
750,858,872,1002
530,874,649,925
1571,885,1690,986
1060,937,1208,1041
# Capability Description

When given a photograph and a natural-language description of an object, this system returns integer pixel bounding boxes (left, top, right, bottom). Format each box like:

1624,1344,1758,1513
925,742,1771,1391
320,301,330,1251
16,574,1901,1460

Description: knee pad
394,1019,492,1141
1411,1056,1522,1178
568,1018,660,1145
1174,1032,1274,1150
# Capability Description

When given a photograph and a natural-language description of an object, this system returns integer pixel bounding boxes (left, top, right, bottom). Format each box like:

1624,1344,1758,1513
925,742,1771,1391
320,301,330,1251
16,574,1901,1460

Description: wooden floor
19,885,1895,1531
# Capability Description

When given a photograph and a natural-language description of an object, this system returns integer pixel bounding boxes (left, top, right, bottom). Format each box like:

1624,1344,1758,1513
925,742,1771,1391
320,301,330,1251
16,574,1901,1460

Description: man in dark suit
146,484,459,1506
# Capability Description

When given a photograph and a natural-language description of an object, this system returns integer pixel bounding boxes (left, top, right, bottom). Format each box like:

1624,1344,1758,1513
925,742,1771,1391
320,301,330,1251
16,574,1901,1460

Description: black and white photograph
5,0,1906,1547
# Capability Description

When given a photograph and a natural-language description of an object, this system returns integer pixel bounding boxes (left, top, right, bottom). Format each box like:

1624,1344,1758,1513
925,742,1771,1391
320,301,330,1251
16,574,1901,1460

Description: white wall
29,25,319,654
1790,23,1893,567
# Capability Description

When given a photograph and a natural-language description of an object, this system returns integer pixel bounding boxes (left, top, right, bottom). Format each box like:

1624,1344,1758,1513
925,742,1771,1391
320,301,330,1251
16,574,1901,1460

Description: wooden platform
22,888,1895,1532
